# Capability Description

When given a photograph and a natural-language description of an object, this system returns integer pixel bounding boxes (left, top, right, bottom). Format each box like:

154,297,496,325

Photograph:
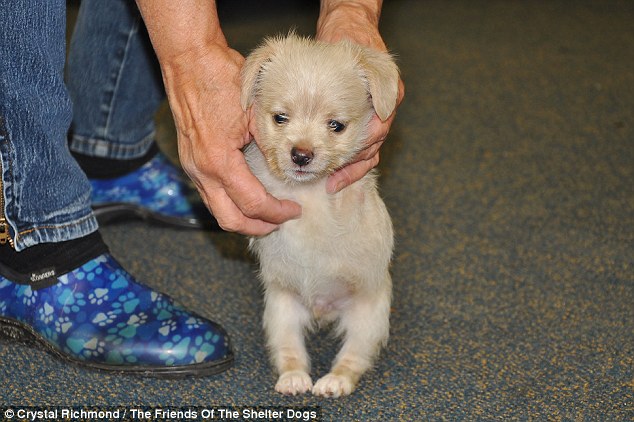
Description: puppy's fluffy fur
241,34,399,397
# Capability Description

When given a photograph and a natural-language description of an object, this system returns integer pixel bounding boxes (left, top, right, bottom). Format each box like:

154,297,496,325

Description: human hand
317,1,405,193
136,0,301,235
161,43,301,235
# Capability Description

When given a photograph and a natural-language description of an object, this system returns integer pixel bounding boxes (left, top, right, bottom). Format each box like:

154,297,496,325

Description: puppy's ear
357,48,400,121
240,38,279,111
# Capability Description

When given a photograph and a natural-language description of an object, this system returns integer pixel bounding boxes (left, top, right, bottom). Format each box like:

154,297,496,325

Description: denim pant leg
67,0,165,160
0,0,98,251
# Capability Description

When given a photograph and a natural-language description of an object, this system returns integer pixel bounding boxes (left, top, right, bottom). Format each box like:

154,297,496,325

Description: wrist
136,0,227,63
317,1,385,49
320,0,382,22
159,40,235,77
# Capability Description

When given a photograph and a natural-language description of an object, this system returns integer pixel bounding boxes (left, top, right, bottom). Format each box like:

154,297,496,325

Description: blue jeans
0,0,163,251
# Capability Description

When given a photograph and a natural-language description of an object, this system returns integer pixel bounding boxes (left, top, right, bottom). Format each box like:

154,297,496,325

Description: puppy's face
252,55,370,183
242,35,399,184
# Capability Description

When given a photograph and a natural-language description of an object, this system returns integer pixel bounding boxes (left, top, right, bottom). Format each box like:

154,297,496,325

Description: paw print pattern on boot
88,288,109,305
90,152,214,229
0,254,232,375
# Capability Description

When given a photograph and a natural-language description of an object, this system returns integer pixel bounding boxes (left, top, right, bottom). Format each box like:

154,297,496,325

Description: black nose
291,147,314,166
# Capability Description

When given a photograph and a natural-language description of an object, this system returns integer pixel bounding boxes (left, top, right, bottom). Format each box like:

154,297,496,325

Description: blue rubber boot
90,153,218,230
0,254,233,377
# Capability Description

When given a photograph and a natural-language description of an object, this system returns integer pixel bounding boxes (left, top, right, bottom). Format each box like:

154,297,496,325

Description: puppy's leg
264,286,313,395
313,284,391,398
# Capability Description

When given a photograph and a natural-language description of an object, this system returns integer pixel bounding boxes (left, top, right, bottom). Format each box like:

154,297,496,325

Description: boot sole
0,316,234,378
93,203,220,231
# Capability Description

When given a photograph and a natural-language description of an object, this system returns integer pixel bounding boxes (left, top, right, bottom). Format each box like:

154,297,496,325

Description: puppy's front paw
312,373,355,398
275,370,313,396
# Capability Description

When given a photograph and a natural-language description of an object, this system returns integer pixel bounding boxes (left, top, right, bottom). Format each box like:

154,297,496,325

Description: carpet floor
1,1,632,420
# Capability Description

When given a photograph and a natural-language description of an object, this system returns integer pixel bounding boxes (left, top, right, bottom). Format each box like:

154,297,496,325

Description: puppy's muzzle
291,147,314,167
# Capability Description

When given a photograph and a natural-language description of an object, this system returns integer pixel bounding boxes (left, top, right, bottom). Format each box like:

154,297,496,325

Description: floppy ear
357,47,400,121
240,38,280,111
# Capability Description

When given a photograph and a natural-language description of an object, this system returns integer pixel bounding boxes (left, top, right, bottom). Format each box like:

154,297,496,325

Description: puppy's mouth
286,167,319,182
275,148,333,183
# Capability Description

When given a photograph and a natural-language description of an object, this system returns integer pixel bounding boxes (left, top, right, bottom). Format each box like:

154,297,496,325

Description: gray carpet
1,0,633,420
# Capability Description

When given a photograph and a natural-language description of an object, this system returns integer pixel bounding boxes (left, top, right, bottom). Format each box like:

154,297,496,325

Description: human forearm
318,0,385,48
134,0,301,234
135,0,227,62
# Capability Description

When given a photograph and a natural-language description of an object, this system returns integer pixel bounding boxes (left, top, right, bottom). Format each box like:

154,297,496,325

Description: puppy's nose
291,147,314,167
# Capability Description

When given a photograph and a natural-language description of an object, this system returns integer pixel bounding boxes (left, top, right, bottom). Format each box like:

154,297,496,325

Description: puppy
240,34,399,397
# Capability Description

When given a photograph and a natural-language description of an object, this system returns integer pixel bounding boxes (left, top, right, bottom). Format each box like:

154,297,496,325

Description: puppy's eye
328,120,346,133
273,113,289,125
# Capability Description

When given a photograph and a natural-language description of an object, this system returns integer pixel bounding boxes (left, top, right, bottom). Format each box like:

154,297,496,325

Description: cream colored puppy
241,34,399,398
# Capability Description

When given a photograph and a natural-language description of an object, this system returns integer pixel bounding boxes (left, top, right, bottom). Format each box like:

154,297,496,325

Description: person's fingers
325,77,403,193
200,153,301,235
226,155,301,222
326,152,380,194
202,186,283,236
351,142,383,170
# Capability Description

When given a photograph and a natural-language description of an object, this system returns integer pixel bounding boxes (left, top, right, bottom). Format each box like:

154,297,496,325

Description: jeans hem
13,213,99,252
69,131,156,160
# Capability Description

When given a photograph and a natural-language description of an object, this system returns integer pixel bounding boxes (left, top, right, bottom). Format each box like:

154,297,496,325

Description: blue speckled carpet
1,0,632,420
